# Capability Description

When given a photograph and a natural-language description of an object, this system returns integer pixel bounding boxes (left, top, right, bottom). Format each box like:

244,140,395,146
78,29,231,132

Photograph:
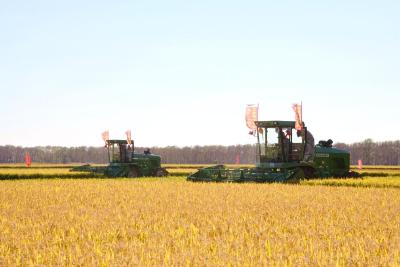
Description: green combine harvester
71,139,168,178
187,121,357,183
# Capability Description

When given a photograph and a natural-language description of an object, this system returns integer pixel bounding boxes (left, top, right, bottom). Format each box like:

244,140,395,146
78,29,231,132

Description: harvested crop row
303,177,400,189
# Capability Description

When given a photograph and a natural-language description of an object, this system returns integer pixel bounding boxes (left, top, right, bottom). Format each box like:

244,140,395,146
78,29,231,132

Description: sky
0,0,399,147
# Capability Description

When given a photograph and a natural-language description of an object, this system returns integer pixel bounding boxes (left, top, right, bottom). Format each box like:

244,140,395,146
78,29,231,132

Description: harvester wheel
347,171,362,179
127,167,139,178
155,168,168,177
303,167,316,179
286,168,305,184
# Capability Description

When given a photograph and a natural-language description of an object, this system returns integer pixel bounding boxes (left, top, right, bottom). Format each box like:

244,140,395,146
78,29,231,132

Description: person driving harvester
276,128,291,161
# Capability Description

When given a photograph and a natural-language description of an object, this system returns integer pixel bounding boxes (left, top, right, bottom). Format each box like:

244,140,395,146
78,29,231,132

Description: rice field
0,164,399,265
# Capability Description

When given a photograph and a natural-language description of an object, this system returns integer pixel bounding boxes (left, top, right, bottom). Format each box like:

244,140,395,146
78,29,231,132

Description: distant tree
0,140,398,165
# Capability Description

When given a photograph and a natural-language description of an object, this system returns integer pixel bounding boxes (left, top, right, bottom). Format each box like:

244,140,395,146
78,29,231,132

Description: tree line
0,139,399,165
335,139,400,165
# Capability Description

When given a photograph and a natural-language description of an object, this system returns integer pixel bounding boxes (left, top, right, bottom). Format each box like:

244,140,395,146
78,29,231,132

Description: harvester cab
107,139,133,163
255,121,307,165
187,120,354,183
71,139,168,178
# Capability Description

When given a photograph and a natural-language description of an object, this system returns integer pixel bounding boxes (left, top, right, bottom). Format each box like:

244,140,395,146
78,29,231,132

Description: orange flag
101,131,109,146
235,154,240,164
357,159,363,170
25,152,31,167
292,103,303,131
125,130,132,145
245,104,258,132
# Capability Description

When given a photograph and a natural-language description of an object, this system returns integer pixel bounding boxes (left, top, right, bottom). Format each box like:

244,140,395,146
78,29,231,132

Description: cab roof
106,139,129,144
255,121,306,128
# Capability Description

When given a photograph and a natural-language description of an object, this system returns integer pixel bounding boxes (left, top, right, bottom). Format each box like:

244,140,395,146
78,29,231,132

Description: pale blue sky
0,0,399,147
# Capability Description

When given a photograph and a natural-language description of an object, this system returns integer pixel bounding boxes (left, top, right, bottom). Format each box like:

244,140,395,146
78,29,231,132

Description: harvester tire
347,171,362,179
155,168,168,177
303,167,316,179
127,167,139,178
286,168,305,184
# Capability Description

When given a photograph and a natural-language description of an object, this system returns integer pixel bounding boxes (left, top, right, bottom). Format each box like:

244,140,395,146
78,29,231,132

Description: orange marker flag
357,159,363,170
292,103,303,131
235,154,240,164
246,104,258,134
125,130,132,145
101,130,109,146
25,152,31,167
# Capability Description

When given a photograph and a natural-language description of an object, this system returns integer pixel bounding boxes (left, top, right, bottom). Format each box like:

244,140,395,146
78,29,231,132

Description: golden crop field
0,165,400,265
